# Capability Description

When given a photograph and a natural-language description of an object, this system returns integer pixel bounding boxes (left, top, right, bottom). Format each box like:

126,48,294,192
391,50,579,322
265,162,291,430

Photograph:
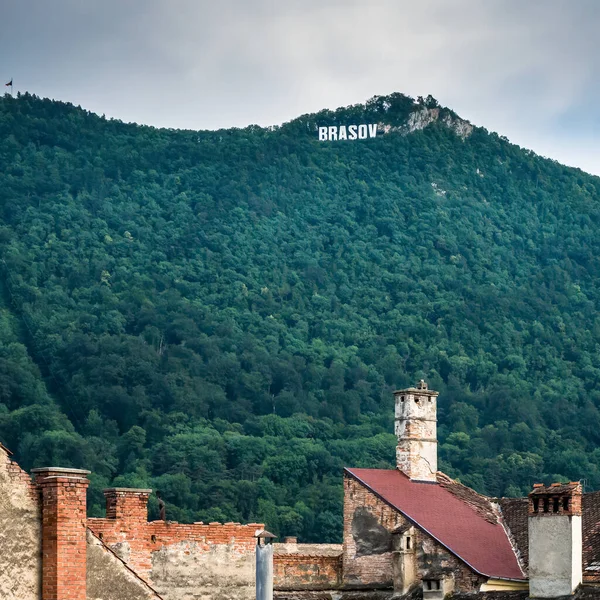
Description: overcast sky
1,0,599,175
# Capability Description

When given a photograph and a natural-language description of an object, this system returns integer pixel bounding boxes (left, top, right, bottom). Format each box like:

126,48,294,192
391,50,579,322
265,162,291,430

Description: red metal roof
345,468,525,580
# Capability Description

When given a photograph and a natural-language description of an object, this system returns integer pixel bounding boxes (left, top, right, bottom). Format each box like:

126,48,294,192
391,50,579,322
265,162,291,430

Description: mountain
1,91,600,541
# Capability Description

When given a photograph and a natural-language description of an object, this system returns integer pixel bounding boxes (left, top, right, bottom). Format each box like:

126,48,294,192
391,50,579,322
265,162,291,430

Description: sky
1,0,599,175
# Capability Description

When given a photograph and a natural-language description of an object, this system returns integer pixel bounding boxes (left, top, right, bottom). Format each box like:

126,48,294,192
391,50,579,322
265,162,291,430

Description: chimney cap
32,467,91,476
394,382,439,397
529,482,581,496
103,487,153,494
255,529,276,539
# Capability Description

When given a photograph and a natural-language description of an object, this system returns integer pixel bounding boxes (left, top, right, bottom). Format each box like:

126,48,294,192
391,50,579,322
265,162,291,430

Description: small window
563,497,570,511
543,498,550,513
98,532,103,541
406,537,411,550
532,498,539,513
553,498,559,513
423,580,441,591
151,535,157,543
414,397,420,403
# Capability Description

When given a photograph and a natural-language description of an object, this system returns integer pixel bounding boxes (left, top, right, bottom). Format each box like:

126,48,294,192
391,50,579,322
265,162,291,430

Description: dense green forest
1,91,600,541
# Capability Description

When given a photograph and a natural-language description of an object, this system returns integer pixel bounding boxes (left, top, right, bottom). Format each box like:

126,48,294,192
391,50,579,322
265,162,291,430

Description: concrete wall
0,446,41,600
529,515,582,598
86,530,162,600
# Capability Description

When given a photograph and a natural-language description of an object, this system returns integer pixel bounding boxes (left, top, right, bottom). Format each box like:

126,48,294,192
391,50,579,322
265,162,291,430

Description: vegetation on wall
1,92,600,541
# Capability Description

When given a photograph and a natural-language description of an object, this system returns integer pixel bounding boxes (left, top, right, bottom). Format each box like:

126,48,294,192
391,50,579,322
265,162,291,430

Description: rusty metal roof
345,468,525,581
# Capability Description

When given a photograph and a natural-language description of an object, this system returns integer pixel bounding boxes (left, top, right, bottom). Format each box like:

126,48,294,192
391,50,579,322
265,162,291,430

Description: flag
5,79,12,87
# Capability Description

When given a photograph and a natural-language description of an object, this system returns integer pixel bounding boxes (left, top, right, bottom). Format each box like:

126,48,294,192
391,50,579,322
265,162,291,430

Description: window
553,498,559,513
543,498,549,513
423,580,441,592
405,536,411,550
532,498,539,513
563,497,570,511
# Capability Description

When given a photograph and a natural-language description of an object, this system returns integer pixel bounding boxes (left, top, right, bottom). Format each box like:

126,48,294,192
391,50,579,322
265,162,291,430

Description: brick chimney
104,487,151,523
33,467,90,600
528,482,582,598
394,380,438,482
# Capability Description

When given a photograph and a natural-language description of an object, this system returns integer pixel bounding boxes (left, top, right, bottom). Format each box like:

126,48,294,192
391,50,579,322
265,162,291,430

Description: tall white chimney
528,482,582,598
394,380,438,482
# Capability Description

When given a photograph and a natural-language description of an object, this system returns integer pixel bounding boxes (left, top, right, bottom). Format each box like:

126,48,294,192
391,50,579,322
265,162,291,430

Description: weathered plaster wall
88,516,261,600
150,538,255,600
86,530,163,600
529,515,582,598
342,474,484,593
0,445,41,600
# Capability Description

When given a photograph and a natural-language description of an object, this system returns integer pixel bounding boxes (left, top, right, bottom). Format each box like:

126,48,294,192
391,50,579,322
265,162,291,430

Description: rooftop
345,468,525,581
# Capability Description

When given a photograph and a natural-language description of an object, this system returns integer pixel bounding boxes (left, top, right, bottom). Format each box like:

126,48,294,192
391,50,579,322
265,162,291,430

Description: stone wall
0,444,41,600
342,474,484,594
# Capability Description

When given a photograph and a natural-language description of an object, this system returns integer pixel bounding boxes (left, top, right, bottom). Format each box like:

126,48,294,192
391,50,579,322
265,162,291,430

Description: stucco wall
150,539,255,600
86,530,163,600
529,515,582,598
0,446,41,600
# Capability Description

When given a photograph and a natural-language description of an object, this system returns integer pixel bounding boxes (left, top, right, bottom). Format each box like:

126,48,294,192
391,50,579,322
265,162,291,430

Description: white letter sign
318,124,378,141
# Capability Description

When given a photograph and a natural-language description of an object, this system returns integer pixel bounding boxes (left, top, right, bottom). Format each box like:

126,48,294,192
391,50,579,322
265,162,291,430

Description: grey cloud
0,0,598,173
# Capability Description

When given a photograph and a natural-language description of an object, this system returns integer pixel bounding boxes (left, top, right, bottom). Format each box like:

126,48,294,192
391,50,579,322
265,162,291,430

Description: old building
272,382,600,599
1,381,600,599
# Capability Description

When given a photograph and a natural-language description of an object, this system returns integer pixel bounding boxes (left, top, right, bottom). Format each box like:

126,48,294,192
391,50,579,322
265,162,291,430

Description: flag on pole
5,79,12,87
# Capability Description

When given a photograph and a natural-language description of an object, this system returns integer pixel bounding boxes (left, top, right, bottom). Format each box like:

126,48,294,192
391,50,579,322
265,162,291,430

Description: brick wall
342,474,484,593
87,489,261,600
0,445,42,600
273,554,342,590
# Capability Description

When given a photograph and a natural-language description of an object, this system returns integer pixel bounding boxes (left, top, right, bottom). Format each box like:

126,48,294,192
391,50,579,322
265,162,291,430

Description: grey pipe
256,543,274,600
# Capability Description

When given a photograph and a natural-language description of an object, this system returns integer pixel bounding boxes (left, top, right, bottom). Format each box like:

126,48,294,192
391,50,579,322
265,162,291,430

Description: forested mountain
1,92,600,541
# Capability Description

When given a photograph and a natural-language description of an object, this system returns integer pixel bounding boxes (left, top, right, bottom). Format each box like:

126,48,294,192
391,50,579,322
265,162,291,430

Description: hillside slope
1,92,600,540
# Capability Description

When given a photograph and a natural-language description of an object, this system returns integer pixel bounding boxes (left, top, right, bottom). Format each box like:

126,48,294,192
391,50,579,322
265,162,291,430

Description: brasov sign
318,124,378,141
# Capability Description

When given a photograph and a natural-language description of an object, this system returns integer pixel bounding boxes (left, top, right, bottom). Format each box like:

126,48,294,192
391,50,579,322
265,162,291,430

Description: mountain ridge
1,91,600,541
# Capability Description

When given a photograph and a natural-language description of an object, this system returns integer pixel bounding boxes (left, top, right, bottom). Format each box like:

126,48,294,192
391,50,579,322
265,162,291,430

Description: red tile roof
345,468,525,581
